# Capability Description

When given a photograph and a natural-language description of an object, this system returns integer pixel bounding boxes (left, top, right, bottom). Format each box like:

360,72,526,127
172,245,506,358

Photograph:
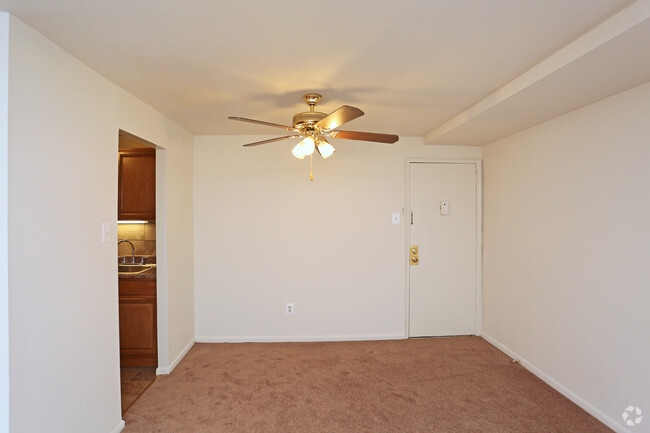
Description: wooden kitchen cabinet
119,279,157,367
118,148,156,220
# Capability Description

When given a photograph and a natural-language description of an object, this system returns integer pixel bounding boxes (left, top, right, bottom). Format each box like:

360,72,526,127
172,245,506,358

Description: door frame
404,158,483,337
117,130,167,372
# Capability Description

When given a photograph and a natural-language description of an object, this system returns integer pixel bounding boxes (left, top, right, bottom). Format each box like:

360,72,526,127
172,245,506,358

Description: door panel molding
404,158,482,337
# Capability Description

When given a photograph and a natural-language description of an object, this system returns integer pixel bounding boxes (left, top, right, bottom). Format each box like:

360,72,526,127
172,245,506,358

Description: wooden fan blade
316,106,364,130
330,130,399,144
242,135,301,147
229,116,298,132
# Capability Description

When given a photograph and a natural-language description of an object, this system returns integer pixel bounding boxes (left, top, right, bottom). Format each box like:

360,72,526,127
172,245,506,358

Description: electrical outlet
286,303,294,315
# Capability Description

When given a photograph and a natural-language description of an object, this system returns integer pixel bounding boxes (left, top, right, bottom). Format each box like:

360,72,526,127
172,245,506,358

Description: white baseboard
110,420,125,433
481,332,630,433
195,333,406,343
156,338,195,375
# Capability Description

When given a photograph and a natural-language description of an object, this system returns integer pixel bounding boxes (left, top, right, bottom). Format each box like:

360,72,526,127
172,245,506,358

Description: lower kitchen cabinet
119,279,157,367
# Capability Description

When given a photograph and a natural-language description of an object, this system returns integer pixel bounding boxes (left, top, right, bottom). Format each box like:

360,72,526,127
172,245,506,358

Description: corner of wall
0,12,9,433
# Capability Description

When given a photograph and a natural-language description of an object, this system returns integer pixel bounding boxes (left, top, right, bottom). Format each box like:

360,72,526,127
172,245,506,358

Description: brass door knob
411,256,418,263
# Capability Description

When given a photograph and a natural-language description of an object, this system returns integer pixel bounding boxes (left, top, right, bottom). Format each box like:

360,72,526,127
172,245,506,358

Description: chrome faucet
118,239,136,264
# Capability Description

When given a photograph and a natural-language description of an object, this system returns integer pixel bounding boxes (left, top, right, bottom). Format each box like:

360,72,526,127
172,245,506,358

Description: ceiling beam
424,0,650,146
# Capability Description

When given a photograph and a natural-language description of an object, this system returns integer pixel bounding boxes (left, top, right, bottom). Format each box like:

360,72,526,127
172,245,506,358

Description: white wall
7,16,194,433
0,13,9,433
482,82,650,433
194,135,480,341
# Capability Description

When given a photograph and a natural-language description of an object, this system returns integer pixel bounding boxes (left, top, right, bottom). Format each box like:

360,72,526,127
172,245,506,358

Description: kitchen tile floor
120,367,157,414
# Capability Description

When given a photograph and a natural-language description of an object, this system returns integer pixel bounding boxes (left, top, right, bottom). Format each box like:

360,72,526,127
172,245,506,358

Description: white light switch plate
101,223,111,243
392,213,400,224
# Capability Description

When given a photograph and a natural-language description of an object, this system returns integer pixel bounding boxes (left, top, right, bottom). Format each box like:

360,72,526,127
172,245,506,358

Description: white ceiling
0,0,647,144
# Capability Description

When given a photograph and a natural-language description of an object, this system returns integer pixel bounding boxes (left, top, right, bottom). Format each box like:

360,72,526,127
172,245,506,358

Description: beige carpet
123,337,612,432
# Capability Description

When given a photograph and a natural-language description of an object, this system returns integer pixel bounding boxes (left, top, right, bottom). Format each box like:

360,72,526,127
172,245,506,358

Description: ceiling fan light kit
316,138,335,159
229,93,399,180
291,135,315,159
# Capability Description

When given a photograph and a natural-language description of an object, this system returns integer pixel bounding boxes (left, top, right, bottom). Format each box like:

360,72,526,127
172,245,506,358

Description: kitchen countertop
119,267,156,280
118,256,156,280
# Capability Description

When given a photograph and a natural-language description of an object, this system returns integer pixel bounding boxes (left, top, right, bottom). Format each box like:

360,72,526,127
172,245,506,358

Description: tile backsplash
118,222,156,256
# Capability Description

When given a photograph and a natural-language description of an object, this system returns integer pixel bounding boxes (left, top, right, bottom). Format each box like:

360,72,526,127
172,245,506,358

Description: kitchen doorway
117,131,159,413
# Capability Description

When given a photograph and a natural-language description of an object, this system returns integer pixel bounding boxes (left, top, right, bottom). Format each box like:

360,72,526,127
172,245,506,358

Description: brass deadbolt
409,245,419,266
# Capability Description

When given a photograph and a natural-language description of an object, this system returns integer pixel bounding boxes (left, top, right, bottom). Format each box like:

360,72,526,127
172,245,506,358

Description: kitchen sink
118,264,156,274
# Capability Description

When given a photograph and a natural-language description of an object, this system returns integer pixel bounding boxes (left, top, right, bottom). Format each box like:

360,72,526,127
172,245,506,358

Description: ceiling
1,0,648,145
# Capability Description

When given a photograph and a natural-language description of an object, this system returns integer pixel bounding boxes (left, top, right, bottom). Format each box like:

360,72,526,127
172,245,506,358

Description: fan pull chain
309,153,314,181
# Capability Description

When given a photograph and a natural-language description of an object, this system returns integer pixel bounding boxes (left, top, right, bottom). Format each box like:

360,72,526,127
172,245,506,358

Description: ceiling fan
228,93,399,162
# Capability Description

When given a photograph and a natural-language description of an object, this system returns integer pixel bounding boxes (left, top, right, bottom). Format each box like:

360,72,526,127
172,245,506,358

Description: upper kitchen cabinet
118,148,156,220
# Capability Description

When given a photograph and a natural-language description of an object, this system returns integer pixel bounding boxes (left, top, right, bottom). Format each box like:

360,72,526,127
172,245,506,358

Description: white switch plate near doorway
101,222,111,243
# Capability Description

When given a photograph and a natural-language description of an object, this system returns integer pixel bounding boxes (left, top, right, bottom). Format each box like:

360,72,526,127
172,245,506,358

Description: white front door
408,162,478,337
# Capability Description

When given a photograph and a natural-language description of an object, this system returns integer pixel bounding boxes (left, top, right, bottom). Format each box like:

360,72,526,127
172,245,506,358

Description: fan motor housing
293,111,327,130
